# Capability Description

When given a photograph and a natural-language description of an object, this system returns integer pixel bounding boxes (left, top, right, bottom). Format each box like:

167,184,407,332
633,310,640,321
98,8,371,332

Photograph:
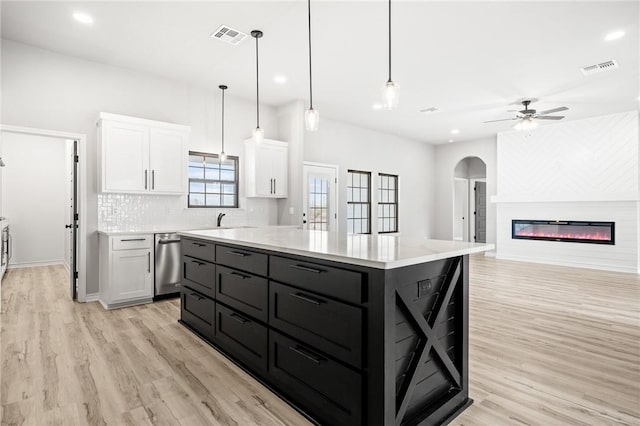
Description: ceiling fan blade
536,115,565,120
483,118,517,123
536,106,568,115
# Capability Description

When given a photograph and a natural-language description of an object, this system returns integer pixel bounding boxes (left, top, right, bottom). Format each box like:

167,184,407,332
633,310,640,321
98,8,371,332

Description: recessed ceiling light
274,75,287,84
450,129,460,135
372,103,383,110
604,30,625,41
448,139,454,143
73,12,93,25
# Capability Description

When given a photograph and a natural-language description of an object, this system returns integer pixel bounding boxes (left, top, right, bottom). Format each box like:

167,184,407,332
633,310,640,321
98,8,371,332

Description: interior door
69,140,78,300
474,181,487,243
453,179,468,241
302,164,338,232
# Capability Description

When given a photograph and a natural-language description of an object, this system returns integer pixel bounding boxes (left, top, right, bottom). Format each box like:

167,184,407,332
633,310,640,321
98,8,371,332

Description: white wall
1,40,280,294
1,132,67,266
495,110,639,272
434,138,497,246
304,117,435,237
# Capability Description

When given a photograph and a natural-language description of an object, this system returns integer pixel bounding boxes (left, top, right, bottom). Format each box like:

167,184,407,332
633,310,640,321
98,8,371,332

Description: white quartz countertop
178,228,494,269
97,225,298,236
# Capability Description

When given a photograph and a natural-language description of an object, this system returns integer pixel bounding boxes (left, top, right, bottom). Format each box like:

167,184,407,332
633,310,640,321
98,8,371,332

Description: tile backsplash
98,193,278,231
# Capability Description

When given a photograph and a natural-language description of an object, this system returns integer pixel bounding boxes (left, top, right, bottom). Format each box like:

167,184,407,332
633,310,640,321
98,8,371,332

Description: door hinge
74,155,79,163
74,271,79,279
335,178,337,184
74,213,79,221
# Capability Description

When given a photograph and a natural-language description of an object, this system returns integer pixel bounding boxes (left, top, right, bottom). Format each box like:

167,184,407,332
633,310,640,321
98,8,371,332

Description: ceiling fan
484,99,569,131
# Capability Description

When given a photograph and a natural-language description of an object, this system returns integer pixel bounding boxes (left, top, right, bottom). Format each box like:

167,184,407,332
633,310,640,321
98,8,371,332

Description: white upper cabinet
98,113,190,195
245,138,288,198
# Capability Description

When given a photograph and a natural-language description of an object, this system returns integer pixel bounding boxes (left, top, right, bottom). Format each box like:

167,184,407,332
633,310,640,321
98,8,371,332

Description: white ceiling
2,1,638,144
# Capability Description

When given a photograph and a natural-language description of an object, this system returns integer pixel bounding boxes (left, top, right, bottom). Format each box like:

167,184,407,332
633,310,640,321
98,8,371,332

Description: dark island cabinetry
179,234,475,426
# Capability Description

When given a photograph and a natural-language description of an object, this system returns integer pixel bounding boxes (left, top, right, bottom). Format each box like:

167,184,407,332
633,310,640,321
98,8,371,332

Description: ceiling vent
211,25,247,45
420,107,441,114
581,60,619,76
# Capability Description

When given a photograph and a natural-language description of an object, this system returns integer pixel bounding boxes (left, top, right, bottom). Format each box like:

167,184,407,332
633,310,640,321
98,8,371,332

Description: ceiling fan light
305,108,320,131
382,80,400,110
253,126,264,143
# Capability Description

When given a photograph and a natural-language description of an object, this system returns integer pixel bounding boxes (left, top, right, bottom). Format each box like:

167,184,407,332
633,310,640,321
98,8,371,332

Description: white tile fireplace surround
494,110,639,273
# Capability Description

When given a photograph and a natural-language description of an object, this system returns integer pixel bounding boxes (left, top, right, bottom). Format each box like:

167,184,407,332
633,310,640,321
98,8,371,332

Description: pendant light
382,0,399,110
304,0,319,131
219,84,228,162
251,30,265,143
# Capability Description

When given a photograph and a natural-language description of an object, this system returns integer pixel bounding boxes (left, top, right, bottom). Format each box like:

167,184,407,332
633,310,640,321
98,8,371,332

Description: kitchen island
177,228,492,425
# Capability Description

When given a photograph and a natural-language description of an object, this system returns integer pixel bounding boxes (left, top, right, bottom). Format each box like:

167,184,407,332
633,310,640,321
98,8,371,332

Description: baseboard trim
495,253,637,274
8,260,66,269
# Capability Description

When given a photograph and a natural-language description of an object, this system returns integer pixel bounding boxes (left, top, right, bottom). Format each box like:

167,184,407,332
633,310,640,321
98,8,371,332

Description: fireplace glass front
512,220,615,245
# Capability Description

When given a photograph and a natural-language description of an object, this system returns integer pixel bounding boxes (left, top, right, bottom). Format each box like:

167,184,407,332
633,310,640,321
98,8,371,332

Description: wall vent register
512,220,614,245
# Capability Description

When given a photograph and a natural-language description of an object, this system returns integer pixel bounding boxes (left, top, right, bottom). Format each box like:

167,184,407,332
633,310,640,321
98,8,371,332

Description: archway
453,156,486,242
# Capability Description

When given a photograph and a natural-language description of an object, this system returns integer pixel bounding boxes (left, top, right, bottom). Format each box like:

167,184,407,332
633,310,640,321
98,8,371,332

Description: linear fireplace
512,220,615,245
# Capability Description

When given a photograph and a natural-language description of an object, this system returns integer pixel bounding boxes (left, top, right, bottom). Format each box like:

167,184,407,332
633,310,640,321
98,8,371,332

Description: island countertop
178,227,493,269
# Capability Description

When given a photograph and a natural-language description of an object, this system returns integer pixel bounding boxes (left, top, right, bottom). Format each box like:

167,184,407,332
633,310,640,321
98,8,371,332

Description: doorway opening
0,125,87,301
453,156,486,243
302,162,339,232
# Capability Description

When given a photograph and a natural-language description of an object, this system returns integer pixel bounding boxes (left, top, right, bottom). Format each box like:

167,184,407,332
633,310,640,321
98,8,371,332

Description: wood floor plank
2,257,639,425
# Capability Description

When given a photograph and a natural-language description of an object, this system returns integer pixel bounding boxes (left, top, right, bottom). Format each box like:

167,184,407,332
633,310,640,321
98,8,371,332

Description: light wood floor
1,257,639,425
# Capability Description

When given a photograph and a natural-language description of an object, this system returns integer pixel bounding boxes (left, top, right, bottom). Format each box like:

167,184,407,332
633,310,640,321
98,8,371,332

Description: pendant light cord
307,0,313,109
388,0,392,83
255,35,260,128
221,87,225,153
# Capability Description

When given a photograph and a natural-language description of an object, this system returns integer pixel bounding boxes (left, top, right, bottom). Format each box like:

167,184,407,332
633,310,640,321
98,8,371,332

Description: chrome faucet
217,213,226,227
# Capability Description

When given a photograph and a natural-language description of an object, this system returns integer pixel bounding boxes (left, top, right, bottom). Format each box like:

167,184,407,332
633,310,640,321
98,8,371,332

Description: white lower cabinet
99,233,153,309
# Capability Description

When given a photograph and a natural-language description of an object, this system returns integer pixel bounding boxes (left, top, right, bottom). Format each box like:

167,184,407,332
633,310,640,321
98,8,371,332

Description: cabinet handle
226,251,248,257
120,238,146,242
289,292,325,305
147,252,151,273
288,345,324,364
145,170,148,189
228,312,249,324
152,170,155,190
190,293,204,301
191,260,205,266
228,271,250,280
192,242,206,247
274,178,276,194
289,264,324,274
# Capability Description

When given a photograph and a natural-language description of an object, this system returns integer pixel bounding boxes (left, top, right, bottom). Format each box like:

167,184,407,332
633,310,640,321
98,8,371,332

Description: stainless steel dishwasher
155,233,181,296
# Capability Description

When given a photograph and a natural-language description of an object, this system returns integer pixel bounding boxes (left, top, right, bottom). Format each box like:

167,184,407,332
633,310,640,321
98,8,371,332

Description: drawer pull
191,260,205,266
120,238,146,242
227,251,249,257
290,264,324,274
192,242,206,247
229,312,249,324
288,345,325,364
189,293,204,301
228,271,250,280
289,292,325,305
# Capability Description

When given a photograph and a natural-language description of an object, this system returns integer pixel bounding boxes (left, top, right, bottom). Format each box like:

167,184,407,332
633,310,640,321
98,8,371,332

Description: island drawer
183,256,215,298
215,303,268,373
269,330,362,426
181,288,215,341
270,282,363,368
269,256,363,304
216,245,268,277
215,265,268,322
182,238,215,263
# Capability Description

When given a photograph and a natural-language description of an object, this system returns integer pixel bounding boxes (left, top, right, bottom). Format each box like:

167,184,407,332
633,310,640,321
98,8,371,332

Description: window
347,170,371,234
188,151,238,208
378,173,398,233
308,176,329,231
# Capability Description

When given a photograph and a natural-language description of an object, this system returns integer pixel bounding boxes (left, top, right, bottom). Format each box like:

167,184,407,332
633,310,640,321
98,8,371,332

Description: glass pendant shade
253,127,264,143
305,108,320,131
219,151,227,162
382,80,400,110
